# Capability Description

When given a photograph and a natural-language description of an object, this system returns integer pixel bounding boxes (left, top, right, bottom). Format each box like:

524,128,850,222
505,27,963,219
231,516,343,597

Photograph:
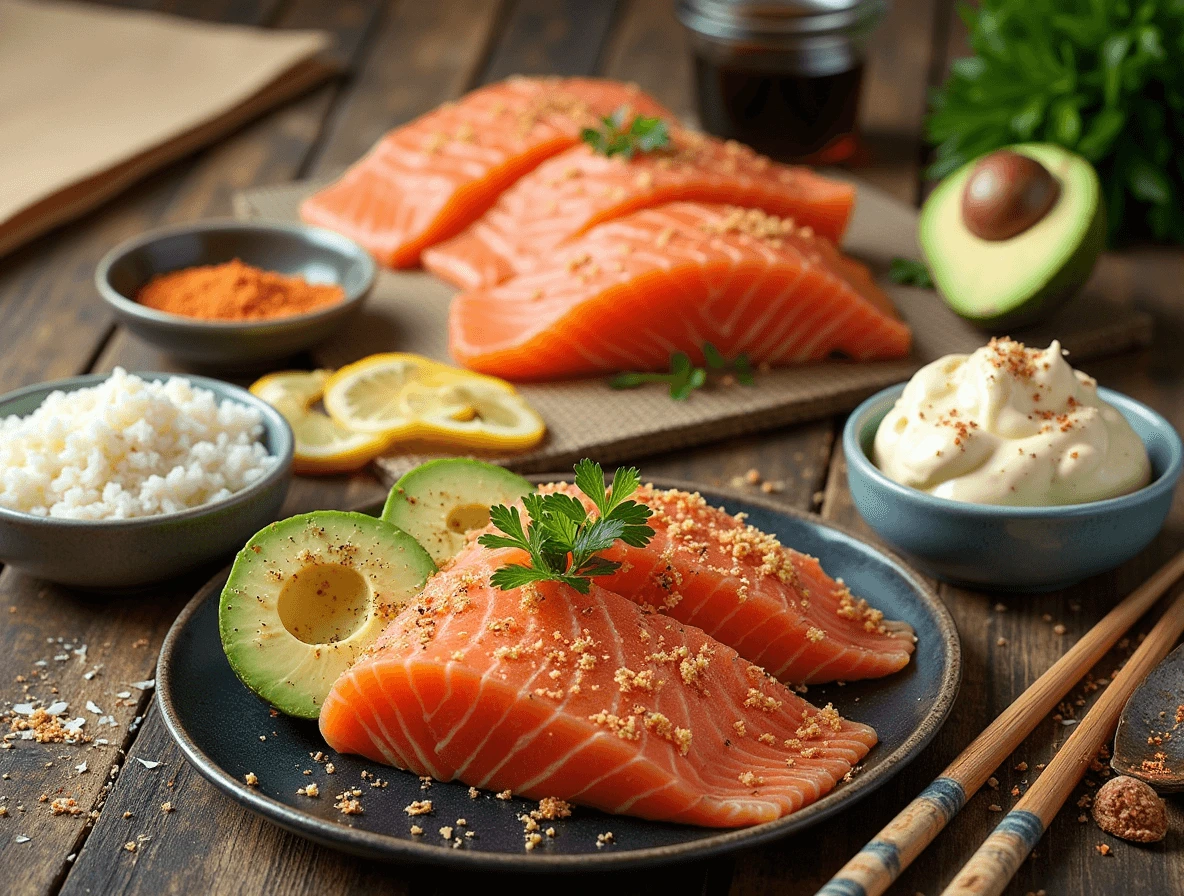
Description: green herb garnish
702,342,756,385
610,351,705,400
581,107,670,159
927,1,1184,244
887,257,934,289
478,459,654,594
610,345,755,399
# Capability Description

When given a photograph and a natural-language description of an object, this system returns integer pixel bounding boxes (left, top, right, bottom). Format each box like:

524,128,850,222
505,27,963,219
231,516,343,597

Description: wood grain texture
480,0,622,82
821,551,1184,896
301,0,505,176
6,2,1184,896
945,591,1184,896
599,0,695,120
851,0,940,204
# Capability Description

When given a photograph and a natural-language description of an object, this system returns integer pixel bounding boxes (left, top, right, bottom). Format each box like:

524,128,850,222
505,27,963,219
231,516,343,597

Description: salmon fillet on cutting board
319,547,877,827
300,77,671,267
448,202,913,381
538,483,916,684
422,129,855,289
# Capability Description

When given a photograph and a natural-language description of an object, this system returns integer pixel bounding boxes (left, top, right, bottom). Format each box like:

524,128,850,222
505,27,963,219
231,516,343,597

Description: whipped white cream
873,338,1151,506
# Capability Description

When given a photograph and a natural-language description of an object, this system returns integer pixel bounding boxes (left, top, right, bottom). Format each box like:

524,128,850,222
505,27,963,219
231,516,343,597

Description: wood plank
480,0,621,83
852,0,941,204
302,0,505,176
598,0,694,121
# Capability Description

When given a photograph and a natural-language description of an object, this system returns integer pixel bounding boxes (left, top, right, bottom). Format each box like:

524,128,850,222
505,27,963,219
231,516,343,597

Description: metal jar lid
676,0,888,76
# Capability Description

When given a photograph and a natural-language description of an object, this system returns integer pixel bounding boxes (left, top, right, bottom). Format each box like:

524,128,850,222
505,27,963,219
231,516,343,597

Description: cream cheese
873,338,1151,506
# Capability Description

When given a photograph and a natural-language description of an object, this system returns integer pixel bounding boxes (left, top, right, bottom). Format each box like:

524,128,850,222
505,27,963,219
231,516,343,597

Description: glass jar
677,0,888,164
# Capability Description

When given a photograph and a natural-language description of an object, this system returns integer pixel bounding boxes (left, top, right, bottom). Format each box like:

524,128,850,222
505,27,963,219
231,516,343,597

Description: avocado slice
382,459,533,564
219,511,435,719
919,143,1104,329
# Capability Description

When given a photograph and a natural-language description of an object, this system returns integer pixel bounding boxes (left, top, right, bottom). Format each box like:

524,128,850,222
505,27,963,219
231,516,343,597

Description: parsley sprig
610,343,755,400
580,107,670,159
478,459,654,594
887,257,934,289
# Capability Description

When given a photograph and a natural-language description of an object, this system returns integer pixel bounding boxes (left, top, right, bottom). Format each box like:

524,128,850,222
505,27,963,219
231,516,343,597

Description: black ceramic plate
157,480,960,872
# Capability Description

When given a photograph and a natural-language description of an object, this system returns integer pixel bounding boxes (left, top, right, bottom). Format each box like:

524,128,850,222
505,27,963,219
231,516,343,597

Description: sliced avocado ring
382,459,533,564
920,143,1104,329
218,511,436,719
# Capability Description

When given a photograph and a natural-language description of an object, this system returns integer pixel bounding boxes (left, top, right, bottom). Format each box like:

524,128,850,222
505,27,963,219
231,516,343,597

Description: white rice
0,368,276,520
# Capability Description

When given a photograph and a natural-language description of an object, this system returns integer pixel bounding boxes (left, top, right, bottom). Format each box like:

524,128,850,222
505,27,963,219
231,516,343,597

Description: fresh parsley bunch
581,106,670,159
927,0,1184,244
478,459,654,594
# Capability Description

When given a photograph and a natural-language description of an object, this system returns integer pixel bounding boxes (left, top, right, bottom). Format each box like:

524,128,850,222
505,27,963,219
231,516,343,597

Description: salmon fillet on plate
319,547,878,828
300,77,672,267
540,482,916,683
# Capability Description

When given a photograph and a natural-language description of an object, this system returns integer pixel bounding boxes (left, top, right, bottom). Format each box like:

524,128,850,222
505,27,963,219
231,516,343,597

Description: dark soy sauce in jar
693,58,866,163
678,0,886,165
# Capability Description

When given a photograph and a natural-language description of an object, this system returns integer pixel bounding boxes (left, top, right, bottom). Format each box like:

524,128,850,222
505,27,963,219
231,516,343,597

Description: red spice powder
136,259,345,321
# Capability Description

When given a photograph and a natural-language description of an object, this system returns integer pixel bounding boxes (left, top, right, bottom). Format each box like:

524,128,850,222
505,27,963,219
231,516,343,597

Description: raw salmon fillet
448,203,912,380
539,483,916,683
300,77,671,267
319,546,877,827
422,130,855,289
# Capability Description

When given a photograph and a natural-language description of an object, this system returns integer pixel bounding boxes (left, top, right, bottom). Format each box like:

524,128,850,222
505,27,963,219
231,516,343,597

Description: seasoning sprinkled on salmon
448,202,911,380
318,546,876,827
301,77,671,268
422,129,855,289
536,482,915,683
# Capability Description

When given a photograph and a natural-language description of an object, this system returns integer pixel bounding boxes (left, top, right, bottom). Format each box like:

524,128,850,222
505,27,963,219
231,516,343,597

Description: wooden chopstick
816,550,1184,896
941,583,1184,896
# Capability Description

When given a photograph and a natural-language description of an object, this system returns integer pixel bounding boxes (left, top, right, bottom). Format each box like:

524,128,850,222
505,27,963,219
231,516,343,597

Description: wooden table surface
2,2,1182,894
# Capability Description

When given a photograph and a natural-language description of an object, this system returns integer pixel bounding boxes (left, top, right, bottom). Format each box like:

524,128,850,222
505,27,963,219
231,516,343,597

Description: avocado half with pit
920,143,1104,329
382,458,533,565
219,511,436,719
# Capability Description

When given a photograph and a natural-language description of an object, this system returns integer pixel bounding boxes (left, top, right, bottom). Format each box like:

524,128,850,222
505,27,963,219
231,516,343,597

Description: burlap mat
235,177,1153,482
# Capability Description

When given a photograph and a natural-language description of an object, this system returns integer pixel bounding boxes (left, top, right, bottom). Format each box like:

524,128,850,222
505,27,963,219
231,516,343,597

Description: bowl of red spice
96,220,376,369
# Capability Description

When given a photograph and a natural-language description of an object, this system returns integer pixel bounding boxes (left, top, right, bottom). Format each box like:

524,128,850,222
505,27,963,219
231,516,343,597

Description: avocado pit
961,149,1060,241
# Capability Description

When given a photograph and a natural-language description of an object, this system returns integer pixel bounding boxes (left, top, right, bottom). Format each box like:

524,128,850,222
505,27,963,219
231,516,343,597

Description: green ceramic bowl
0,373,293,590
95,220,375,371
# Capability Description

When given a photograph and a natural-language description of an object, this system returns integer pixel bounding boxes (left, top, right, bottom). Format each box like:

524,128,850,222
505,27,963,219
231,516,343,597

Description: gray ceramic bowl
844,384,1183,592
0,373,294,590
95,220,376,370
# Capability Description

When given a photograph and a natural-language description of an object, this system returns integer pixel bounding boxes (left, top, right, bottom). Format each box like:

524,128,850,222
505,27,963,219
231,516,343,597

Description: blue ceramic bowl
843,384,1183,591
0,373,294,590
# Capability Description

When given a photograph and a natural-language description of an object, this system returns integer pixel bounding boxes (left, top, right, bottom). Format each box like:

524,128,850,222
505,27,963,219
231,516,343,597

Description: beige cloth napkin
0,0,333,257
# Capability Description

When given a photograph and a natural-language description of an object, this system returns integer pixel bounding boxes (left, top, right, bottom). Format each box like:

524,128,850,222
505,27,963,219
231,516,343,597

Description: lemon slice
250,371,392,474
399,377,546,452
322,353,447,435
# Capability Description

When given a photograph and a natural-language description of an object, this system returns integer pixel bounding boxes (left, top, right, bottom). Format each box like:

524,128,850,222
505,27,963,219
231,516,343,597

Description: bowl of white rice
0,369,293,589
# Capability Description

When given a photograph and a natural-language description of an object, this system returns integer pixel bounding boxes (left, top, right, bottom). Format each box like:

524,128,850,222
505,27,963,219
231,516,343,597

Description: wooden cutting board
236,177,1153,482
